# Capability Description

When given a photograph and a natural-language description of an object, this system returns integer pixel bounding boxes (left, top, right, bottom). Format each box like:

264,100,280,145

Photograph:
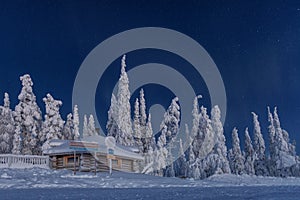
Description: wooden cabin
43,135,144,173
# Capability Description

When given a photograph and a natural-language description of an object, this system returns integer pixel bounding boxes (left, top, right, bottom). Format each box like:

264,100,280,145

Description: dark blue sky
0,1,300,151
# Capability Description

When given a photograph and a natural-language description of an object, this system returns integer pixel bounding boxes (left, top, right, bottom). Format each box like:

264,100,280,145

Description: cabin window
64,155,80,166
112,159,118,166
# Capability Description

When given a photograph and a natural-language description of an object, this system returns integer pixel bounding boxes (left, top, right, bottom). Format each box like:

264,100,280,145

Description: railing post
8,155,12,168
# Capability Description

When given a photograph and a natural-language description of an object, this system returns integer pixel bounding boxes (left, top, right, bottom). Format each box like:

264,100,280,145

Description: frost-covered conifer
41,94,65,150
160,97,180,142
197,106,214,160
107,94,118,138
230,128,245,175
115,55,134,146
272,107,296,176
139,89,147,134
267,107,277,176
62,113,74,140
88,114,97,136
0,93,15,153
144,113,154,153
14,74,42,155
73,105,80,140
83,115,88,137
244,127,255,175
210,105,230,174
252,112,268,176
133,98,143,151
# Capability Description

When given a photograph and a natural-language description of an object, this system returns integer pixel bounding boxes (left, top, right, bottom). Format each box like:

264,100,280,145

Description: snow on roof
43,135,144,160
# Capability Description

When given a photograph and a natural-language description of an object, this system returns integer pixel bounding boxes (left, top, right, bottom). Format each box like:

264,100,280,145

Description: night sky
0,1,300,152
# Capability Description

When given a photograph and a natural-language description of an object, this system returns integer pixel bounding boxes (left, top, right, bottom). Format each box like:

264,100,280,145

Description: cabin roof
43,135,144,160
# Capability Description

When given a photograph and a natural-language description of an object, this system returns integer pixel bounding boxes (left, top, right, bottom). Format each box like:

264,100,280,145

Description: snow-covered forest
0,55,299,179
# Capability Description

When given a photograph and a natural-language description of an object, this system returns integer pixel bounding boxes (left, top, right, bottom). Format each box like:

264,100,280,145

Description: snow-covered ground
0,168,300,199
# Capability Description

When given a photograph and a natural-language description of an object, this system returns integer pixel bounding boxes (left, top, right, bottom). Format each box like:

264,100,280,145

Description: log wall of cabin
49,153,138,173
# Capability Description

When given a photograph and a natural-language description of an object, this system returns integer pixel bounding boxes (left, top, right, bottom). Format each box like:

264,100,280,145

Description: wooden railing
0,154,49,169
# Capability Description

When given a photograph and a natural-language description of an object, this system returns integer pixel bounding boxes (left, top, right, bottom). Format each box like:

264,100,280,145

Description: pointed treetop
20,74,33,87
267,106,273,122
245,127,250,139
273,106,281,128
211,105,221,121
4,92,10,108
121,55,126,74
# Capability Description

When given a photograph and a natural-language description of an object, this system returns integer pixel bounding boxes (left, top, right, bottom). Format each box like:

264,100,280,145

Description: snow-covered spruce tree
62,113,74,140
175,139,188,177
142,114,156,173
272,107,296,177
115,55,134,146
139,89,155,154
267,106,277,176
198,106,214,159
0,93,15,153
190,106,215,179
133,98,143,152
229,128,245,175
41,94,65,150
252,112,268,176
83,115,88,137
210,105,230,174
160,97,180,142
107,94,118,138
88,114,97,136
73,105,80,140
139,88,147,135
191,96,203,159
14,74,42,155
145,113,155,153
274,107,296,158
244,127,255,175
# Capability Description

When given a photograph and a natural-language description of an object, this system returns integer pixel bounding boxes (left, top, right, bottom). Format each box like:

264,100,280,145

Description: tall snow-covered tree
0,93,15,153
133,98,143,151
62,113,74,140
272,107,296,176
197,106,214,160
267,106,277,176
139,89,147,134
115,55,134,146
41,94,65,150
83,115,88,137
88,114,97,136
191,96,204,159
190,106,215,179
229,128,245,175
14,74,42,155
210,105,230,174
160,97,180,142
144,113,155,153
244,127,255,175
73,105,80,140
107,94,118,138
252,112,268,176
